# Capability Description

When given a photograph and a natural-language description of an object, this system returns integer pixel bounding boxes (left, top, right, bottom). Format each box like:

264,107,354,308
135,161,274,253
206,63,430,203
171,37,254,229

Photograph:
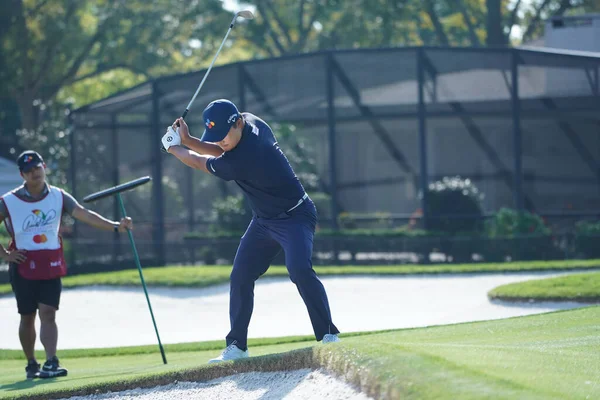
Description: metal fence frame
70,46,600,266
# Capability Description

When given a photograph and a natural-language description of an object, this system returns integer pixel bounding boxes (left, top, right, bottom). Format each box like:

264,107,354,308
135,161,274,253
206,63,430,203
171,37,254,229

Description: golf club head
236,10,254,19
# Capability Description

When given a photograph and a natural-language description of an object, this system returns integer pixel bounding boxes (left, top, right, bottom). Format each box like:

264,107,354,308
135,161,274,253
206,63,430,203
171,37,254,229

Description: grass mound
489,271,600,302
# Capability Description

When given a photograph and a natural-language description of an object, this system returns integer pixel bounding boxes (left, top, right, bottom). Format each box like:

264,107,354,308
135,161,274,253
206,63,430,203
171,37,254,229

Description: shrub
574,221,600,258
424,176,484,234
210,194,251,233
198,246,217,265
308,192,331,219
487,208,550,237
337,212,394,230
485,208,557,261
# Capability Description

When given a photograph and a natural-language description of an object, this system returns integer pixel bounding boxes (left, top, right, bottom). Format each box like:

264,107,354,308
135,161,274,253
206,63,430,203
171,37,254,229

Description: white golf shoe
208,343,249,363
322,334,340,343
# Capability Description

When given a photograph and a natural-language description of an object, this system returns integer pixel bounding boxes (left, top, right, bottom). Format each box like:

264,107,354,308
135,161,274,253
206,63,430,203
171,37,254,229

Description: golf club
181,10,254,120
161,10,254,153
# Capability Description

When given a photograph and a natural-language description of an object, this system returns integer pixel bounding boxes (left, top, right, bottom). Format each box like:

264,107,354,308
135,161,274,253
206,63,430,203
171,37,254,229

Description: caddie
0,151,133,379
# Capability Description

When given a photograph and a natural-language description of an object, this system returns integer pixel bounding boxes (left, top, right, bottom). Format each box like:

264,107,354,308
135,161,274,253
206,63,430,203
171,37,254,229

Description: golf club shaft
117,194,167,365
181,14,239,119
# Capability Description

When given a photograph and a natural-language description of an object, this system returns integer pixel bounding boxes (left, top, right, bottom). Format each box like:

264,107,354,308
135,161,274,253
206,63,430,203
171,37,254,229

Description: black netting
69,47,600,267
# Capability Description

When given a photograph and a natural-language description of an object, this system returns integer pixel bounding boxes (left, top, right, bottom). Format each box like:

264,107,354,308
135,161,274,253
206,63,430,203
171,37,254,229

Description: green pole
117,193,167,364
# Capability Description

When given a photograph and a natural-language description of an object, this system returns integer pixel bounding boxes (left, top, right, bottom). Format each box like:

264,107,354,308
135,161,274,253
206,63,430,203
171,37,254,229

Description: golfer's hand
174,118,191,144
118,217,133,232
162,126,181,152
2,249,27,263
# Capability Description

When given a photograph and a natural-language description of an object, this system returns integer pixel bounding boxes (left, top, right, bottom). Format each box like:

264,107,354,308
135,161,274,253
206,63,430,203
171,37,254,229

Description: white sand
59,369,372,400
0,272,586,350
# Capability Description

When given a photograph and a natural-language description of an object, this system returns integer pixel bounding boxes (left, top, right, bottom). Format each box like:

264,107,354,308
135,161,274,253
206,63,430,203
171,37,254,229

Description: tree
241,0,599,56
0,0,234,135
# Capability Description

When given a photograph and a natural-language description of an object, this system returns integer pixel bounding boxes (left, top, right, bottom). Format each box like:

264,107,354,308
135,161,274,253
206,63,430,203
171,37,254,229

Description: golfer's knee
287,264,314,284
230,270,251,288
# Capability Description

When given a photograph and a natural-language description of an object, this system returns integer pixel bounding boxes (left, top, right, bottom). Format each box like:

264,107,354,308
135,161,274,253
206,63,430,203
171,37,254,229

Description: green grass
1,306,598,400
2,259,600,296
489,271,600,302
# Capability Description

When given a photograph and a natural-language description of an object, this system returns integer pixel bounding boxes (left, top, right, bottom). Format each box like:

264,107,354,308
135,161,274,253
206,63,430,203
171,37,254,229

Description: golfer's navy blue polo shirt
206,113,306,219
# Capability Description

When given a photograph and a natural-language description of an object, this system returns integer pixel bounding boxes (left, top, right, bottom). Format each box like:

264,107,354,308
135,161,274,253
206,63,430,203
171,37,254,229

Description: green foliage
574,221,600,258
424,176,483,234
486,208,550,237
0,226,9,245
13,100,71,188
484,208,556,261
1,0,238,152
242,0,600,57
210,194,250,233
273,123,322,193
308,192,331,218
337,212,396,230
198,246,216,265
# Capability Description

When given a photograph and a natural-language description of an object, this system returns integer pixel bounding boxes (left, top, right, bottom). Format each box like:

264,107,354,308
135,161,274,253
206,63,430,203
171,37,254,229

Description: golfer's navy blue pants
226,200,339,350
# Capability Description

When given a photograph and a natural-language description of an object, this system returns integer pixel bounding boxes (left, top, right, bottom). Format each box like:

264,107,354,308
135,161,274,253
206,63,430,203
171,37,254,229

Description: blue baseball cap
200,99,241,142
17,150,44,172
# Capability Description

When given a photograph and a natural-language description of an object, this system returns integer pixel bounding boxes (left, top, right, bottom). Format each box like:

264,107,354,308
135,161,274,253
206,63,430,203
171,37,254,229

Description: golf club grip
176,110,189,127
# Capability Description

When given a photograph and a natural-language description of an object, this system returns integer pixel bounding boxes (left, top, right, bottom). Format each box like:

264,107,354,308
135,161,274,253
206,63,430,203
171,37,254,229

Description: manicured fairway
1,306,598,400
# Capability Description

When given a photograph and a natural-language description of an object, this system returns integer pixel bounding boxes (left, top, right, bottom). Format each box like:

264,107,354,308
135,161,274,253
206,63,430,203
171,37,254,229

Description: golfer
162,99,340,363
0,151,133,379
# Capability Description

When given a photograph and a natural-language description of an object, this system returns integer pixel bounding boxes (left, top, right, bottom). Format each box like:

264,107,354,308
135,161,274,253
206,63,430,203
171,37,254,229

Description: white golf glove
161,126,181,152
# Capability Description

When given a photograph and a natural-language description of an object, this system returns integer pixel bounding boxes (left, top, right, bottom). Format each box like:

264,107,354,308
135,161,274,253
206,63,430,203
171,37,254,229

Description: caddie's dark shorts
9,264,62,315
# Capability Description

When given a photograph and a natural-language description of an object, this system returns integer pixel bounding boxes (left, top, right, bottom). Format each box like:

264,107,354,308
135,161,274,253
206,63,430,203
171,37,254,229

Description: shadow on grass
0,377,59,392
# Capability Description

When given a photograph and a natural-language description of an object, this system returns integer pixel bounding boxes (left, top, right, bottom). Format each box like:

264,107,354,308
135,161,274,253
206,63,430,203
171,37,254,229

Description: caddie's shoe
322,334,340,344
208,343,249,363
25,359,40,379
38,356,68,379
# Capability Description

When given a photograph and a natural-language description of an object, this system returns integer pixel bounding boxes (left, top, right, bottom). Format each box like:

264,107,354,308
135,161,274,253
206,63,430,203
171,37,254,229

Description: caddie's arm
175,118,223,157
71,205,133,232
0,209,27,263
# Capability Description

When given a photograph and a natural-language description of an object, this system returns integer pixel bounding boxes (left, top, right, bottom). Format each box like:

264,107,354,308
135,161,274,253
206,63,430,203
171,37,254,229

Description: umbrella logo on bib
23,209,57,231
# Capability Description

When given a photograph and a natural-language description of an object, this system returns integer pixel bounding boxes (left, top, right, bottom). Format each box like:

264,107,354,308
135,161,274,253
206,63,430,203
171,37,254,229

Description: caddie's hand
2,249,27,263
161,125,181,152
173,118,190,143
118,217,133,232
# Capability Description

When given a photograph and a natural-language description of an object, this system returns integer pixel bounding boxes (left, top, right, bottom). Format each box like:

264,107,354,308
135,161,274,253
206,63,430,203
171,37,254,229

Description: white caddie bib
2,185,67,280
3,186,63,250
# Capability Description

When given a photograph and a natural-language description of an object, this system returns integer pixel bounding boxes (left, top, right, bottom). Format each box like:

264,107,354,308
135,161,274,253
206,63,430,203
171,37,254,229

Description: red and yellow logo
33,234,48,244
206,120,215,129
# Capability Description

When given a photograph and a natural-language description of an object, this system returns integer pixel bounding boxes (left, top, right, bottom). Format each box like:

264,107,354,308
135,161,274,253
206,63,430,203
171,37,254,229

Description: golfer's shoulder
243,113,272,134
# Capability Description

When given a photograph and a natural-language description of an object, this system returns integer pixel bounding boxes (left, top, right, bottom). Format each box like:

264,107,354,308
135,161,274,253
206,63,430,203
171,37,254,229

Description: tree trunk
15,91,39,132
486,0,505,46
424,0,450,46
457,0,481,46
